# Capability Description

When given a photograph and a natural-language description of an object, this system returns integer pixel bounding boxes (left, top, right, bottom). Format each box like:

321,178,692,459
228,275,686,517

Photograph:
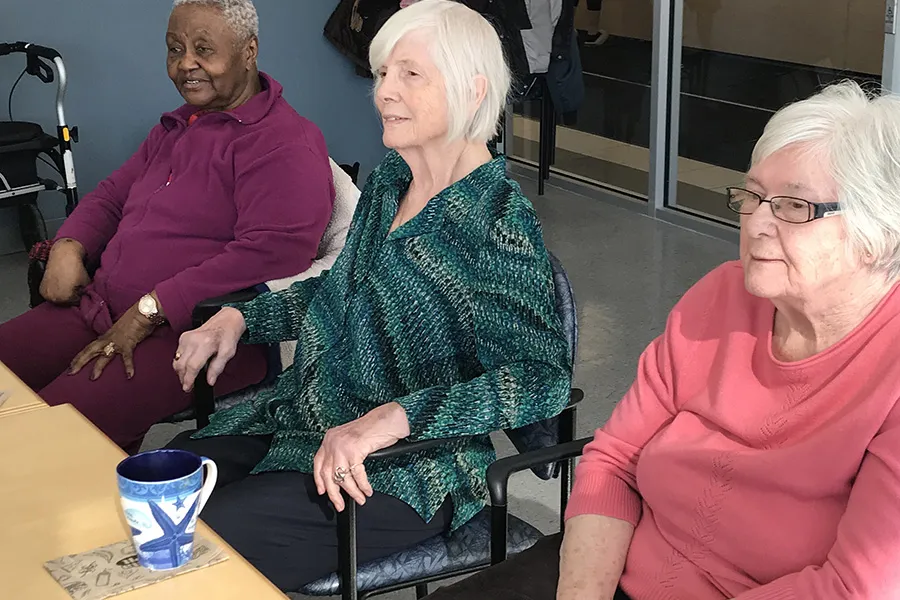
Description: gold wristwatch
138,294,167,326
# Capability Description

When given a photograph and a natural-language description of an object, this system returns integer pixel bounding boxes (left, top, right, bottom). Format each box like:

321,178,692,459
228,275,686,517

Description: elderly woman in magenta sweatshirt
0,0,334,452
426,82,900,600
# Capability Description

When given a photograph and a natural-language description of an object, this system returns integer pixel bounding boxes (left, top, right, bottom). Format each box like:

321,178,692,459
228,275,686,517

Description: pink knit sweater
566,261,900,599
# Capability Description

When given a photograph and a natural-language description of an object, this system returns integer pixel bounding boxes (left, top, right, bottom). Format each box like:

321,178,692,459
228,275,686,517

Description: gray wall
0,0,384,255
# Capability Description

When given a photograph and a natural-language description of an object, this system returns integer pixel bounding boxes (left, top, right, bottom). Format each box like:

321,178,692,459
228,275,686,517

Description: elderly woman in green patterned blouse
167,0,571,591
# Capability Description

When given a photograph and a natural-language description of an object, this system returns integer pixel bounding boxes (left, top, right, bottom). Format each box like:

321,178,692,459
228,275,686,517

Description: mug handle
195,457,219,515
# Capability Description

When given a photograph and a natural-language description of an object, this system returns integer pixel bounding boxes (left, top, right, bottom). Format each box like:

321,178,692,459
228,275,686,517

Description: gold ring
333,466,349,484
103,342,116,357
174,351,182,361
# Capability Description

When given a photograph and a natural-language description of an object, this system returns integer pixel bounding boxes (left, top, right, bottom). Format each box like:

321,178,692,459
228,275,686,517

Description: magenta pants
0,302,267,451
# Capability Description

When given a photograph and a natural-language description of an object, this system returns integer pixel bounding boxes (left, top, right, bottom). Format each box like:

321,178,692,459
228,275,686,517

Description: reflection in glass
673,0,883,222
510,0,655,198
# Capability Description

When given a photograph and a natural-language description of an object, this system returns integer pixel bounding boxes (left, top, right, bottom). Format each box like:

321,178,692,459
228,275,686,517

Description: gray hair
172,0,259,41
369,0,511,143
753,80,900,280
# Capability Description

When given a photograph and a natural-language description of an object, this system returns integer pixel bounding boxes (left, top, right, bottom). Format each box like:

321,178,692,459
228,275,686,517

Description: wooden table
0,403,287,599
0,360,48,416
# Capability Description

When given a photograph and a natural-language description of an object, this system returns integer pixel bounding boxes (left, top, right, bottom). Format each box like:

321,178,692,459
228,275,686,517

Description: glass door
509,0,656,199
664,0,892,222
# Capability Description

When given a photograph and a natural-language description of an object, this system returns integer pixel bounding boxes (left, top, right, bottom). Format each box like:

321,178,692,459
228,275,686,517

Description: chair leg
491,503,509,565
548,108,557,168
537,77,558,196
559,407,577,532
538,83,550,196
416,583,429,598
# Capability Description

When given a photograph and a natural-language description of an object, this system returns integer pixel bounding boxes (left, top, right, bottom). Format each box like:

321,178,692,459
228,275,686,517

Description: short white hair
172,0,259,42
753,80,900,279
369,0,511,143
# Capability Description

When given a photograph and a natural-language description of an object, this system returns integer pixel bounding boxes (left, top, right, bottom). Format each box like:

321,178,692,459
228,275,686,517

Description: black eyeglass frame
725,187,842,224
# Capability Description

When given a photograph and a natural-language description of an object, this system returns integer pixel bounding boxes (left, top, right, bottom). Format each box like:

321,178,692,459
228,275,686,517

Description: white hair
172,0,259,42
369,0,511,143
752,80,900,280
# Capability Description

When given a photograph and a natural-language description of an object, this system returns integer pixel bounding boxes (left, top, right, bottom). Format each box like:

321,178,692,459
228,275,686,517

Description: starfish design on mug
172,495,185,510
139,497,198,566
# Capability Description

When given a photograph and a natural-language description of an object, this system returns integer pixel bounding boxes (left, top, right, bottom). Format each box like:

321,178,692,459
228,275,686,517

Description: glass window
510,0,655,199
671,0,883,222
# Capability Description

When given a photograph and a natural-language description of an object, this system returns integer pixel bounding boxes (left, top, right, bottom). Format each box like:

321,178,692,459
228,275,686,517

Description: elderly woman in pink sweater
426,82,900,600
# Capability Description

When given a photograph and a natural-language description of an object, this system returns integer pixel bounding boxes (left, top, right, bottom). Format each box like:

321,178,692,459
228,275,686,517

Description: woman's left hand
68,301,156,381
313,402,411,511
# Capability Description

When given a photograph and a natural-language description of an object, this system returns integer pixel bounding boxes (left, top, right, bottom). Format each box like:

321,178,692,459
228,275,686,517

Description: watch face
139,296,157,316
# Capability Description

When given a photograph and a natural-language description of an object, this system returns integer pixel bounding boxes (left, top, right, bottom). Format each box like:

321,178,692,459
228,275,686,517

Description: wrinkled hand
173,307,246,392
313,402,411,511
69,302,155,380
41,239,90,305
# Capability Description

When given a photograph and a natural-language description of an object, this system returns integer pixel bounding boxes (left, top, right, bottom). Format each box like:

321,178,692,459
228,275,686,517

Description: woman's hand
313,402,411,511
40,238,91,305
173,307,247,392
68,301,156,380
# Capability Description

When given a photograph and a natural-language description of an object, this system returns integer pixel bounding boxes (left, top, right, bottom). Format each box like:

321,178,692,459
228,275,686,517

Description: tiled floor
0,170,737,598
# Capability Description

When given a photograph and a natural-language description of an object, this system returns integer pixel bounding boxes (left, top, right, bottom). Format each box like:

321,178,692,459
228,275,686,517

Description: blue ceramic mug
116,449,218,571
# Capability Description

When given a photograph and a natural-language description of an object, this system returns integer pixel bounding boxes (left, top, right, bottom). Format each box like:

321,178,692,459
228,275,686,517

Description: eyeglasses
725,187,842,224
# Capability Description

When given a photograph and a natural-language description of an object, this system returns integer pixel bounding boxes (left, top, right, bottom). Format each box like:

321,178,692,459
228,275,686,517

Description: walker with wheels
0,41,79,251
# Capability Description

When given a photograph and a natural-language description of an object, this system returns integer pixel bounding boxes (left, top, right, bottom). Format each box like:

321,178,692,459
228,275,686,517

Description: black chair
318,434,592,600
292,252,582,600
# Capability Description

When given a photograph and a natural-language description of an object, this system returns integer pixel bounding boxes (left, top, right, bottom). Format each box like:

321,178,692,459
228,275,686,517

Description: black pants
167,432,453,591
425,533,632,600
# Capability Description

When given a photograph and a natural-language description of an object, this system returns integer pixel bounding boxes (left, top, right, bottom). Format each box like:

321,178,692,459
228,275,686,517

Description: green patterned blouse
195,151,572,530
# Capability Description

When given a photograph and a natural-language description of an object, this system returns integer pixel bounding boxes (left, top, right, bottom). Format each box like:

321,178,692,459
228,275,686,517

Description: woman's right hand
40,239,90,305
173,307,247,392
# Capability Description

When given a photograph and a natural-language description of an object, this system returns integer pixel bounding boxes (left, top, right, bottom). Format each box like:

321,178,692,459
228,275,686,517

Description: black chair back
549,252,578,365
339,161,360,185
503,251,577,480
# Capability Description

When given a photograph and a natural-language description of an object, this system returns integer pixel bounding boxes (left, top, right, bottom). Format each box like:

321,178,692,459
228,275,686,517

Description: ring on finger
333,466,350,484
103,342,116,357
174,351,182,361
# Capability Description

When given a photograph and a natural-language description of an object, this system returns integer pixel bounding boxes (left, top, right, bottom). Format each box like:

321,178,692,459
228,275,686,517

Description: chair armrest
191,287,260,328
189,287,262,427
487,437,591,507
369,389,583,462
367,435,474,461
